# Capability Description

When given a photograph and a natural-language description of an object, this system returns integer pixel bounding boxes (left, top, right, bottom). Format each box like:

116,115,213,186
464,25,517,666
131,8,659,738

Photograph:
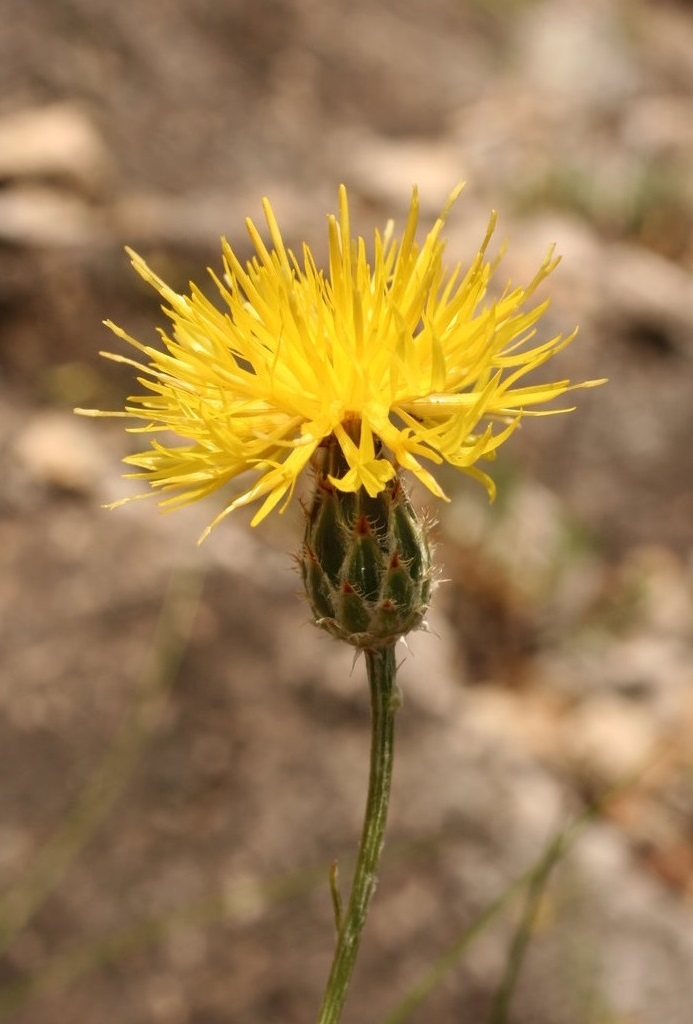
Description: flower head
79,185,602,537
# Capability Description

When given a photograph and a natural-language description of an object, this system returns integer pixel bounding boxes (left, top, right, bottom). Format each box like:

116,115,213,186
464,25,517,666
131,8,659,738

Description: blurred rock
0,185,107,247
516,0,637,112
0,104,115,246
624,94,693,157
12,409,107,496
571,824,693,1024
335,130,463,213
598,242,693,357
112,182,324,249
563,696,660,785
0,104,114,196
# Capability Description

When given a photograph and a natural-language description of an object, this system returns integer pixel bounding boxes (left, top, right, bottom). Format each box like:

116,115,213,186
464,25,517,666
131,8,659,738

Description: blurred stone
516,0,637,111
508,215,693,343
480,481,566,601
618,546,693,640
563,696,660,785
145,975,190,1024
0,104,114,195
113,183,327,249
624,95,693,156
0,824,33,881
0,185,106,247
462,684,566,762
599,243,693,357
573,824,693,1024
336,130,463,214
13,409,107,495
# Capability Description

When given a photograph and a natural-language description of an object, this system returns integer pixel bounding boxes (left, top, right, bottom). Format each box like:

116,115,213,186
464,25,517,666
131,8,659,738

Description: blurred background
1,0,693,1021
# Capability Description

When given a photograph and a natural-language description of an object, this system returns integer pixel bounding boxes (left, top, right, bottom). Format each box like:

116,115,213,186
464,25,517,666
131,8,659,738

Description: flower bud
300,444,433,649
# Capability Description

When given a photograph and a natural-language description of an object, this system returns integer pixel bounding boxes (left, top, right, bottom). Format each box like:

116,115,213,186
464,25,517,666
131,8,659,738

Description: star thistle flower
76,185,606,1020
79,185,601,538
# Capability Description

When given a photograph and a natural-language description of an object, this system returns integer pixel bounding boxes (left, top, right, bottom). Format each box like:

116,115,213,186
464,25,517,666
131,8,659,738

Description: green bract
301,452,433,649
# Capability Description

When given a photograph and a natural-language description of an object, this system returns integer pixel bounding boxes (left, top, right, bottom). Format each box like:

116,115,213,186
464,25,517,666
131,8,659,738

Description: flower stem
317,645,399,1024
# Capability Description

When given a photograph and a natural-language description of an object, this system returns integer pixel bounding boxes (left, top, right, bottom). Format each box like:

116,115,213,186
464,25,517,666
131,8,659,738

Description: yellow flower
79,185,602,537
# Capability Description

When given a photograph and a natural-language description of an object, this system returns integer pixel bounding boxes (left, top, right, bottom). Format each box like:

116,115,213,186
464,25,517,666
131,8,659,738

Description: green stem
317,645,399,1024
